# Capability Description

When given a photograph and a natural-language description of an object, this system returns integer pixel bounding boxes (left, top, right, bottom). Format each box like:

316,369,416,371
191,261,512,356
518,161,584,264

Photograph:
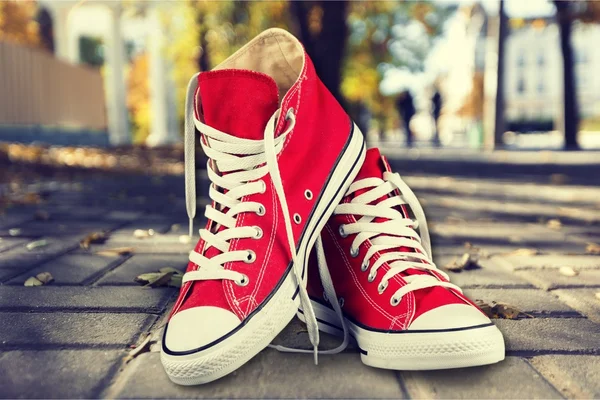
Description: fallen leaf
158,267,183,275
595,292,600,301
179,235,191,244
8,228,21,236
145,271,175,288
169,274,183,288
21,192,42,205
586,243,600,255
133,229,155,239
508,248,540,256
559,266,579,277
134,273,162,285
26,239,48,250
123,335,154,364
35,272,54,284
508,235,523,243
95,247,134,257
475,299,533,319
135,268,182,288
546,219,562,230
33,210,50,221
80,231,108,249
24,276,43,286
444,253,481,272
445,216,465,224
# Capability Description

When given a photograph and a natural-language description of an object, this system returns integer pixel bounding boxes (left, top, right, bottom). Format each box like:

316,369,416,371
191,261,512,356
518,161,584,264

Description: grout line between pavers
394,371,413,399
507,349,600,356
84,253,134,286
521,357,567,399
0,343,131,351
0,243,81,283
0,308,165,314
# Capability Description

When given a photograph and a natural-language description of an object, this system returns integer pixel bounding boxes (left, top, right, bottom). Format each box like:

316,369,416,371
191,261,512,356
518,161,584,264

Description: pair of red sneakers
160,29,505,385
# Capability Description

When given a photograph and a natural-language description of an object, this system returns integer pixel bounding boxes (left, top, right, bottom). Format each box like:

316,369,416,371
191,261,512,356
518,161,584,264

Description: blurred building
504,19,600,124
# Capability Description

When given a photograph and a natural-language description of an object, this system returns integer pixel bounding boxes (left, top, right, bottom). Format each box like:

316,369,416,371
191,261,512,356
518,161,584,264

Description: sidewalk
1,152,599,399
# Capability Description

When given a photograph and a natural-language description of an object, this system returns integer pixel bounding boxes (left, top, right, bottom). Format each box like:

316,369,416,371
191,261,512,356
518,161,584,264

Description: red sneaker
301,148,505,370
161,28,366,384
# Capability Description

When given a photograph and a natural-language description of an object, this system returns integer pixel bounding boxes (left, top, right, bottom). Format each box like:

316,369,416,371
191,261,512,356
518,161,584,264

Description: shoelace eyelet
256,205,266,216
245,250,257,263
253,226,263,239
361,260,369,272
304,189,313,200
390,297,400,306
378,281,388,294
285,107,296,120
293,213,301,224
236,274,250,286
259,180,267,194
339,225,348,238
349,247,359,257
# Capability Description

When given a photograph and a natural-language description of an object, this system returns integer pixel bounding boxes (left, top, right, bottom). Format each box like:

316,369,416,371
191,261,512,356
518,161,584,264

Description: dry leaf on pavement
123,335,154,364
595,292,600,301
26,239,48,251
508,248,540,256
546,219,562,230
444,253,481,272
24,272,54,287
95,247,134,257
8,228,21,236
586,243,600,255
474,299,533,319
80,231,109,249
134,268,183,288
559,266,579,277
133,229,155,239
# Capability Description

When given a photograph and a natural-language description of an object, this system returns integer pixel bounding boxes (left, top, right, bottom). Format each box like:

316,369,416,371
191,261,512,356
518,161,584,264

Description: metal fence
0,40,107,130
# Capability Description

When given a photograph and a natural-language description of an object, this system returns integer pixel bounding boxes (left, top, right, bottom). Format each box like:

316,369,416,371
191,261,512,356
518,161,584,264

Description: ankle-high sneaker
301,148,505,370
160,28,366,385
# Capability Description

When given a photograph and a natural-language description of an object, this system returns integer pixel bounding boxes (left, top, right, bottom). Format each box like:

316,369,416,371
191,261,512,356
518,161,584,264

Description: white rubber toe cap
164,306,241,352
408,304,491,331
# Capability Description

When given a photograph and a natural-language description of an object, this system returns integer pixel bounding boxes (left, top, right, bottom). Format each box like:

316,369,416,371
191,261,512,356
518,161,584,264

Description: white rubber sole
161,124,366,385
299,300,506,371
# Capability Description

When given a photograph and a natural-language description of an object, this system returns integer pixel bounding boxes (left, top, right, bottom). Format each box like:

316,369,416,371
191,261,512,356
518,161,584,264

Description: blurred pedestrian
396,90,416,148
431,90,442,147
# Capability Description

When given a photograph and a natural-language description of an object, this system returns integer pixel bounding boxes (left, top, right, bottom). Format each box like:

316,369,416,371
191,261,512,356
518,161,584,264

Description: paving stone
109,350,405,399
463,288,581,317
0,313,155,347
529,355,600,399
494,254,600,271
0,236,79,272
434,255,533,288
401,357,562,399
553,289,600,323
0,220,123,238
98,234,193,254
516,268,600,290
96,254,188,286
0,237,28,253
494,318,600,354
0,286,173,313
7,253,125,285
0,349,124,399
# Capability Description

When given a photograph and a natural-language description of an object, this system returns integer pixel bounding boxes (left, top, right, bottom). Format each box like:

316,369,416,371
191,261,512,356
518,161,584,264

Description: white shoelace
182,74,322,362
336,171,461,306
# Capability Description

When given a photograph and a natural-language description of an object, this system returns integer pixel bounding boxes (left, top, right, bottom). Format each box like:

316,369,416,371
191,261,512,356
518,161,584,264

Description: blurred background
1,0,600,153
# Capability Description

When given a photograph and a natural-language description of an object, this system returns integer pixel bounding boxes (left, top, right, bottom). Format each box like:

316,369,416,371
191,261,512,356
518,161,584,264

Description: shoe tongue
198,69,279,140
355,148,386,181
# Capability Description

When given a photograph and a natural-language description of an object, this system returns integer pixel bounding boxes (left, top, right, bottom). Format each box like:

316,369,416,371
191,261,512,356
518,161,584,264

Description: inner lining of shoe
214,31,303,101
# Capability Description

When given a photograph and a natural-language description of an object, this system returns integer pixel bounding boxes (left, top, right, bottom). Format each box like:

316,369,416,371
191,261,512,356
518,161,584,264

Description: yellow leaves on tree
0,1,40,47
457,72,484,119
126,53,150,145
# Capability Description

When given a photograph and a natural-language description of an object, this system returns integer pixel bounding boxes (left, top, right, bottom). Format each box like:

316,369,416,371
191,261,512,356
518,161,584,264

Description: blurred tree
553,1,600,150
127,53,151,144
36,7,53,53
0,1,40,46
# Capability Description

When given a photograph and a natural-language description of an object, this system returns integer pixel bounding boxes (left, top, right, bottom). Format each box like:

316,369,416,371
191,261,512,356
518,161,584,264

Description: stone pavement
1,155,599,399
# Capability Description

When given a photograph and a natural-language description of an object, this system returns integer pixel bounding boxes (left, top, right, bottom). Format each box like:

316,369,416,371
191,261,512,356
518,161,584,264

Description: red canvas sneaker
300,148,505,370
160,28,366,385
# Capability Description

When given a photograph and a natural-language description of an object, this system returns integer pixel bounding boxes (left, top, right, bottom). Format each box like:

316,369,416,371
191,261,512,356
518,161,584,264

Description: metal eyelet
256,205,266,216
361,260,369,272
338,297,345,308
390,297,400,306
304,189,313,200
259,180,267,194
349,247,359,258
339,225,348,238
378,281,388,294
245,250,256,263
237,274,250,286
285,107,295,120
293,213,301,224
253,226,263,239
